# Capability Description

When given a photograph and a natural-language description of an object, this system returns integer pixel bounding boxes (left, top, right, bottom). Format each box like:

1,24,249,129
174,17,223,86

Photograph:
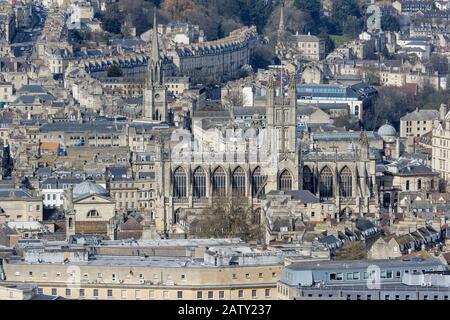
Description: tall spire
152,11,160,64
279,1,285,33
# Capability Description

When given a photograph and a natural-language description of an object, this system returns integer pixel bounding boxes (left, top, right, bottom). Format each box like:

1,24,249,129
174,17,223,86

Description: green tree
250,44,275,70
319,29,335,54
294,0,321,20
107,65,124,77
381,14,400,32
330,0,363,36
98,3,125,34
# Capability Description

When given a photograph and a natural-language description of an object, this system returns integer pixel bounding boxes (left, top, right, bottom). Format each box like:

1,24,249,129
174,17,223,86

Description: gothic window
192,167,206,199
339,167,353,198
212,167,226,197
279,170,293,191
252,167,265,198
173,208,180,224
232,167,246,197
87,210,99,217
319,167,333,200
303,166,314,193
173,167,187,199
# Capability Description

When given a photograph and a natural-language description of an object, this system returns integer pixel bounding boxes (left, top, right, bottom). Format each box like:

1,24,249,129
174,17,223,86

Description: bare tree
191,196,264,243
222,88,244,110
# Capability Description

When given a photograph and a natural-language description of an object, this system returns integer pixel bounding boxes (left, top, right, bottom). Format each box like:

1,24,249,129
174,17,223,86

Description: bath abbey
144,25,379,236
2,0,450,302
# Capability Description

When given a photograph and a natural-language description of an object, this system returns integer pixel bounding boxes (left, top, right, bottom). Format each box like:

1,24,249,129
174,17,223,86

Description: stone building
400,108,439,139
65,180,117,239
276,3,325,62
432,104,450,189
146,74,379,238
0,189,43,223
168,26,258,83
1,239,325,300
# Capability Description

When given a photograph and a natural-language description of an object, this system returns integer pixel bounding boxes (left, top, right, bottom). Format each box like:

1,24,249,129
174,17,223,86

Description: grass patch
330,34,353,46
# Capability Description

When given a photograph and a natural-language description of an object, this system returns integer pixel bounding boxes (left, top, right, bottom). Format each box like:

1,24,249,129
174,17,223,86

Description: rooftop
285,258,446,272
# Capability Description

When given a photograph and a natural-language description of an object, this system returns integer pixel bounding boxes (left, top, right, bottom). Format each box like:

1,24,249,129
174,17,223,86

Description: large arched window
252,167,266,198
319,167,333,200
339,167,352,198
279,170,293,191
232,167,246,197
212,167,226,197
192,167,206,199
173,167,187,199
303,166,314,193
87,209,99,217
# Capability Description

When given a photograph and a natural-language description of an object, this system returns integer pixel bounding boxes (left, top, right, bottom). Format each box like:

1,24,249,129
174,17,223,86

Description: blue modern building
297,83,377,120
278,258,450,300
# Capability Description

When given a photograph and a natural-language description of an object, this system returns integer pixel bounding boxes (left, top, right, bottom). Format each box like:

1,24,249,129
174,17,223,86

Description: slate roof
401,109,439,121
39,121,125,133
266,190,320,203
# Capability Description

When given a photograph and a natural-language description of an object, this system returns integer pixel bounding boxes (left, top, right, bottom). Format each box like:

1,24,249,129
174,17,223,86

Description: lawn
330,34,353,46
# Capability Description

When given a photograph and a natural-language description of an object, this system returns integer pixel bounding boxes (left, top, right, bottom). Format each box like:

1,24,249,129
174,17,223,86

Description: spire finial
279,1,285,32
152,11,160,64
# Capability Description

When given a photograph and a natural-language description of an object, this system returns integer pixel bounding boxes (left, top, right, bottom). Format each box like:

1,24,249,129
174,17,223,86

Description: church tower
266,73,297,157
143,12,168,122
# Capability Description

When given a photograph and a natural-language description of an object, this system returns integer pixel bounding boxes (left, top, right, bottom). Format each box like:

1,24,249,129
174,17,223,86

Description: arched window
87,210,99,217
232,167,246,197
417,179,422,190
173,208,181,224
279,170,293,191
252,167,265,198
173,167,187,199
212,167,226,197
319,167,333,200
192,167,206,199
303,166,314,193
339,167,352,198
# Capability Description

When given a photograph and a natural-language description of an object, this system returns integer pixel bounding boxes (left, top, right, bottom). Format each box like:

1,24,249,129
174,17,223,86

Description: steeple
143,11,167,122
151,11,160,64
147,11,163,87
279,1,285,33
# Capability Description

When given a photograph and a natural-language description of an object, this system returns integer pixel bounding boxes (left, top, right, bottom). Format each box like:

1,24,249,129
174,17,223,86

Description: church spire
279,1,285,33
151,11,160,64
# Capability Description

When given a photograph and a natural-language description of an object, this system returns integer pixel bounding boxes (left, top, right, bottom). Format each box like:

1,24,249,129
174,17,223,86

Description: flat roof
285,258,446,271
